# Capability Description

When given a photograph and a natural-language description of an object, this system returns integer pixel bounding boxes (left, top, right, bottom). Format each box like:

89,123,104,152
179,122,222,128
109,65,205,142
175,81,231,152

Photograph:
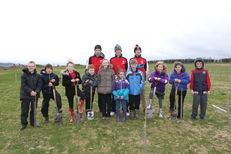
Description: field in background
0,63,230,153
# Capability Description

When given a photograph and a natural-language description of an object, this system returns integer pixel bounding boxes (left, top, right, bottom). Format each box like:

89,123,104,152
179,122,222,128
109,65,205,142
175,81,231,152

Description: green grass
0,63,231,153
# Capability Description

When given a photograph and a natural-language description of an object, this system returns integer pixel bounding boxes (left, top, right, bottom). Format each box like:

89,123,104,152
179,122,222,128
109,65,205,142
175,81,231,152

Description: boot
69,108,74,123
135,109,139,119
116,111,120,122
78,100,84,114
43,116,49,123
159,108,163,118
121,111,126,122
130,110,135,120
20,125,27,131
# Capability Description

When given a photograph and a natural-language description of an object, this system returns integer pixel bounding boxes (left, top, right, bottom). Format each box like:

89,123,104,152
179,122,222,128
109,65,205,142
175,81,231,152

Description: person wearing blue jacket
169,61,190,119
126,59,145,119
112,69,130,122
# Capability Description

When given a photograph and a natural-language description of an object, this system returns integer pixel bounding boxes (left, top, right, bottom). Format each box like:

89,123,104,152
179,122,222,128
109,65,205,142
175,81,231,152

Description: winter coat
82,72,98,93
20,68,42,100
112,78,129,101
169,67,190,91
40,69,59,95
126,67,145,95
61,70,82,97
148,70,168,93
97,65,115,94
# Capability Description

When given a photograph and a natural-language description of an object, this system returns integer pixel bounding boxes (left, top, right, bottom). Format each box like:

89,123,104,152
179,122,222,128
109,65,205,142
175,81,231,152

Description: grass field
0,63,230,153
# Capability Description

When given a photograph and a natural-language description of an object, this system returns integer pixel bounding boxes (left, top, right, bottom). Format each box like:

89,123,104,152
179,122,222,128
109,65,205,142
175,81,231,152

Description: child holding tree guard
190,58,211,120
62,61,84,122
148,61,168,118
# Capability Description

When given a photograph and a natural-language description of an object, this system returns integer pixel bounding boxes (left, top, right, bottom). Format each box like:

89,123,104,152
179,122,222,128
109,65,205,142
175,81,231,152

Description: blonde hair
155,61,167,73
27,61,36,67
66,60,75,67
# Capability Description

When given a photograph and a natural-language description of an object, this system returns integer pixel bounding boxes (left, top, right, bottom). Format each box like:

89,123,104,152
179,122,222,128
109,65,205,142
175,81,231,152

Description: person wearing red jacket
190,58,211,120
110,44,128,74
87,45,105,74
110,44,128,115
130,44,149,112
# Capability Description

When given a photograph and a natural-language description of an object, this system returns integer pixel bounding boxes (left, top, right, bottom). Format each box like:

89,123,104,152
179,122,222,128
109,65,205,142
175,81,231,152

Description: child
19,61,42,130
62,61,84,122
169,61,190,119
112,69,129,122
97,59,115,119
190,58,211,120
148,61,168,118
82,64,98,117
40,64,62,122
126,59,145,119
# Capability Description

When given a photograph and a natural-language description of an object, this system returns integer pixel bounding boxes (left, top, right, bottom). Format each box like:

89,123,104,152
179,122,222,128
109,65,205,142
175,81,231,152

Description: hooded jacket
169,63,190,91
190,58,211,92
126,67,145,95
20,68,42,100
148,70,168,93
97,64,115,94
112,78,130,101
82,71,98,93
61,70,82,97
40,69,59,95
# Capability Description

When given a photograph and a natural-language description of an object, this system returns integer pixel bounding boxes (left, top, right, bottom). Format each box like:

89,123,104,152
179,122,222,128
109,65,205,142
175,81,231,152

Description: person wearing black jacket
19,61,42,130
40,64,62,122
82,64,98,115
62,61,84,122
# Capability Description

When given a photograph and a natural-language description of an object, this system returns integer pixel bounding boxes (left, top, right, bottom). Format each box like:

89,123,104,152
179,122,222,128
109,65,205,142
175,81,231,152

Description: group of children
19,46,211,130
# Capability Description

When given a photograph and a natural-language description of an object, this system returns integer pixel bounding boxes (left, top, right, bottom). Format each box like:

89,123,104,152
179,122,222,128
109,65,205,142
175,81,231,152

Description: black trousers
67,95,74,110
85,91,95,112
21,98,38,126
129,94,140,110
98,93,111,117
111,98,116,112
169,88,187,117
41,90,62,118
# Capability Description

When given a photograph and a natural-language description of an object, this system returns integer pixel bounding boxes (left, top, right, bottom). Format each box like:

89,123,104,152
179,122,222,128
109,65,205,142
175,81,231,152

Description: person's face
88,68,95,75
118,72,125,79
135,49,141,56
67,64,74,72
46,68,53,74
131,63,137,69
196,62,203,69
175,65,182,74
115,50,122,56
95,49,101,56
27,63,36,73
157,64,164,73
102,60,109,68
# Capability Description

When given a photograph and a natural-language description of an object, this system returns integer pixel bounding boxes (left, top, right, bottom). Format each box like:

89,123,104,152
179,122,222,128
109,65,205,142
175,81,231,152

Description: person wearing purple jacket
148,61,168,118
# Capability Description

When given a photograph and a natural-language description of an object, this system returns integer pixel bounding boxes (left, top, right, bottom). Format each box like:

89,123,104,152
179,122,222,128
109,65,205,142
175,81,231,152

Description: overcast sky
0,0,231,65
